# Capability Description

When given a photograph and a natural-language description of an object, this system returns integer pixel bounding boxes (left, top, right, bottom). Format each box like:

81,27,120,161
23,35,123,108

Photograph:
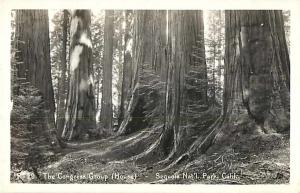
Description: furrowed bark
163,10,208,160
15,10,57,143
172,10,290,162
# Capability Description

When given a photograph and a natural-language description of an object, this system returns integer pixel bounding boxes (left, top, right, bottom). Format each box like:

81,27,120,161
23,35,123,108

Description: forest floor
30,128,289,184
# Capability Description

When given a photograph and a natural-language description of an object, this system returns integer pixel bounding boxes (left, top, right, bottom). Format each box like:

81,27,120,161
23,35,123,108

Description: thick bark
133,11,211,165
181,10,290,159
100,10,114,134
164,10,208,158
15,10,57,149
61,10,96,141
57,10,69,138
220,10,290,138
15,10,55,120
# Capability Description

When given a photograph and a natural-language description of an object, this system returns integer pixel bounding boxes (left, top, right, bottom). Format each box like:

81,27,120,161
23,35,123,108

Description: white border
0,0,299,192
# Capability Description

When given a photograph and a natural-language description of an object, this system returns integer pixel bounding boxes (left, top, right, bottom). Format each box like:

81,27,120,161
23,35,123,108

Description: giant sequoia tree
100,10,114,134
218,10,290,138
159,10,209,161
61,10,96,141
120,10,212,164
180,10,290,159
117,10,168,135
15,10,55,122
13,10,58,176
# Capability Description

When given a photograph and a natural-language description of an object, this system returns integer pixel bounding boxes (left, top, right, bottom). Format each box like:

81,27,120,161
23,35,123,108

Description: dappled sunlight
70,45,83,71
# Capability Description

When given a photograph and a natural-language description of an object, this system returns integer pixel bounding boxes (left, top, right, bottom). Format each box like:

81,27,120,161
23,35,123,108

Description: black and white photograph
1,0,300,192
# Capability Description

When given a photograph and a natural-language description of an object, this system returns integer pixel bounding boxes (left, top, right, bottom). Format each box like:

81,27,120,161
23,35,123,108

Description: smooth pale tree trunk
62,10,96,141
100,10,114,135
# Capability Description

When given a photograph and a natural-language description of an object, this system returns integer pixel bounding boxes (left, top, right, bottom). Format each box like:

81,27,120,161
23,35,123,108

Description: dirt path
36,130,289,184
37,128,161,183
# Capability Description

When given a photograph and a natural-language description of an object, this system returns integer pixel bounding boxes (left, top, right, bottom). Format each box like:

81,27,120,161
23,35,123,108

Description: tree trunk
117,10,146,135
159,10,208,160
221,10,289,136
118,10,133,126
15,10,56,146
61,10,96,141
133,11,210,165
116,11,124,127
100,10,114,135
15,10,55,120
57,10,69,138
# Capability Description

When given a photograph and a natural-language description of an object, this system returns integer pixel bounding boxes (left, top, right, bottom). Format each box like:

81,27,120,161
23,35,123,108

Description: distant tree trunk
117,11,124,126
61,10,96,141
216,11,224,105
220,10,289,137
57,9,69,138
117,10,146,135
100,10,114,135
15,10,56,133
118,10,133,126
96,79,100,111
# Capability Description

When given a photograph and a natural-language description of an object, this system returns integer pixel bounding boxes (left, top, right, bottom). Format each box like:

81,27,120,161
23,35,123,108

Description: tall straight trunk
143,11,154,68
96,79,100,111
62,10,96,141
134,11,208,164
117,10,146,135
100,10,114,134
128,11,210,165
212,46,216,103
149,10,168,79
117,11,124,124
154,10,168,124
57,10,69,137
15,10,56,128
216,11,224,104
164,10,207,158
118,10,133,126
